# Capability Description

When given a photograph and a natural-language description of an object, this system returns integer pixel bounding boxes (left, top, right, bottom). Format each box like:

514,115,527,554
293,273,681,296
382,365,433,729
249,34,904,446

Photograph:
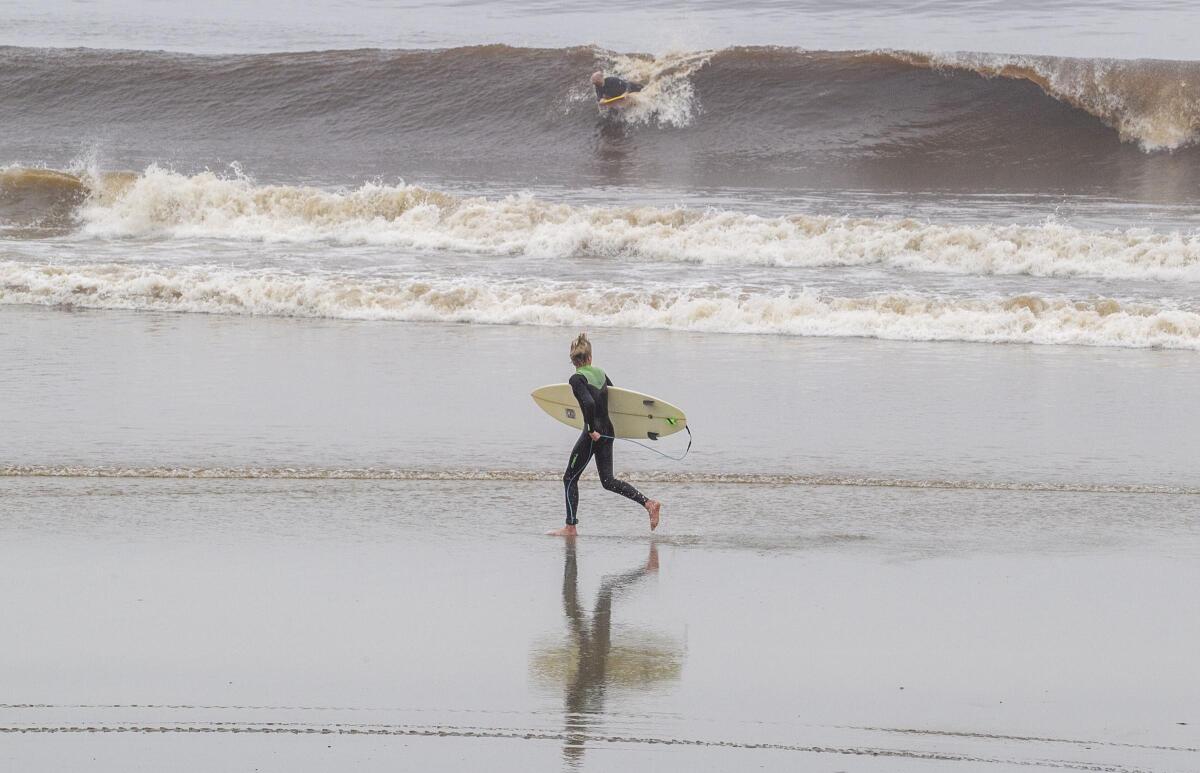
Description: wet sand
1,305,1198,770
1,479,1197,771
3,305,1200,487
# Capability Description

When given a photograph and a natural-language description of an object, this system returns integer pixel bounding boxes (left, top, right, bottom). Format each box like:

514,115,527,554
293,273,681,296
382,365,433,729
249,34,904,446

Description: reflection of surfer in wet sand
558,540,663,767
592,70,642,107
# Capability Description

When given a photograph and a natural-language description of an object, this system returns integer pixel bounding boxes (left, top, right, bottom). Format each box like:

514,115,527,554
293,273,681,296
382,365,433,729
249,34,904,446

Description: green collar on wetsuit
575,365,607,389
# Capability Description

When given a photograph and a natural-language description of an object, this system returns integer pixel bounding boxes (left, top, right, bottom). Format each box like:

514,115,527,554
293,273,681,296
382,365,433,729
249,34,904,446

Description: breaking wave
2,260,1198,349
2,44,1199,201
892,50,1200,151
5,167,1200,281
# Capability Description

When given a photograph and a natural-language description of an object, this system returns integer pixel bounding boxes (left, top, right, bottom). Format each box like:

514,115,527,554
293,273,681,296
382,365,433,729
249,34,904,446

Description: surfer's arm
569,374,599,433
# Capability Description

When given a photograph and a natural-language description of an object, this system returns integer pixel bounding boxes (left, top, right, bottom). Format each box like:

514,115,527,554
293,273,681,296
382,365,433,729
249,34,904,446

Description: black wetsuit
563,366,648,525
594,76,643,101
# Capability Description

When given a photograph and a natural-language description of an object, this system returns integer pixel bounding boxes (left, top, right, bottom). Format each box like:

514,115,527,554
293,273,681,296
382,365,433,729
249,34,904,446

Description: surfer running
548,333,662,537
591,70,643,103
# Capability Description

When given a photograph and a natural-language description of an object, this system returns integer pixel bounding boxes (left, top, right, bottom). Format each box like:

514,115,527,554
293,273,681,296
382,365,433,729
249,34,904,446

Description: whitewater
2,163,1199,350
56,168,1200,281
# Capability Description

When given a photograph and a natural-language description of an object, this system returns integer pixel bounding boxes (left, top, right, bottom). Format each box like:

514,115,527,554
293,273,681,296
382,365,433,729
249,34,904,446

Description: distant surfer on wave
591,70,642,104
548,333,662,537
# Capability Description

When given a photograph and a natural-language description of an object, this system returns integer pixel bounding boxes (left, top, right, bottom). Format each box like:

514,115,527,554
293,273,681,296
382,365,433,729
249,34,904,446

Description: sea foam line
2,261,1199,350
0,723,1150,771
2,465,1195,495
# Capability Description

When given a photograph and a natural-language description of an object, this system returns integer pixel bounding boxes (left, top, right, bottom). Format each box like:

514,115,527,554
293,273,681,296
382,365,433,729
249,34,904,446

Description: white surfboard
531,384,688,440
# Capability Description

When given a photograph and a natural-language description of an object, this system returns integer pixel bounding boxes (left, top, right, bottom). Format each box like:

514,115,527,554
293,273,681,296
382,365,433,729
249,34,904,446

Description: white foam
600,49,714,128
3,261,1198,350
3,464,1194,494
75,168,1200,282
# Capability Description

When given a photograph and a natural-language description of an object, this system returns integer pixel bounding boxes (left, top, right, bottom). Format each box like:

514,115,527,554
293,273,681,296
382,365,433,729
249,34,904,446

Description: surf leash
602,425,692,462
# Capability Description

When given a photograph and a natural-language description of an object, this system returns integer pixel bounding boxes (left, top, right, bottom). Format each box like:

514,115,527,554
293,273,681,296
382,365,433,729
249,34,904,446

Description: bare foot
646,500,661,531
546,525,578,537
645,544,659,573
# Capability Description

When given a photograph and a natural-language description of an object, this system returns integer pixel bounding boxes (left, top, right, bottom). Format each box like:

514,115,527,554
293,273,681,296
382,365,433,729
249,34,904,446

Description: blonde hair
569,332,592,366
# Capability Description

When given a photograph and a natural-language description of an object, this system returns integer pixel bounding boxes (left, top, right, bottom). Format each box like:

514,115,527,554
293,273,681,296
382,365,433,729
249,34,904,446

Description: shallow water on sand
3,306,1200,488
1,476,1197,771
1,305,1198,769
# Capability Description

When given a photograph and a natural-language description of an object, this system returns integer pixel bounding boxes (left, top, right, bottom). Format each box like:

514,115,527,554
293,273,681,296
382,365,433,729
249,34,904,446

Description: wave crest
894,51,1200,151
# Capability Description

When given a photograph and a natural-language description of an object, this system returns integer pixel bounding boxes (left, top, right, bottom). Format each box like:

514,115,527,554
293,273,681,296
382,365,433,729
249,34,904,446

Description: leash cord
601,425,692,461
